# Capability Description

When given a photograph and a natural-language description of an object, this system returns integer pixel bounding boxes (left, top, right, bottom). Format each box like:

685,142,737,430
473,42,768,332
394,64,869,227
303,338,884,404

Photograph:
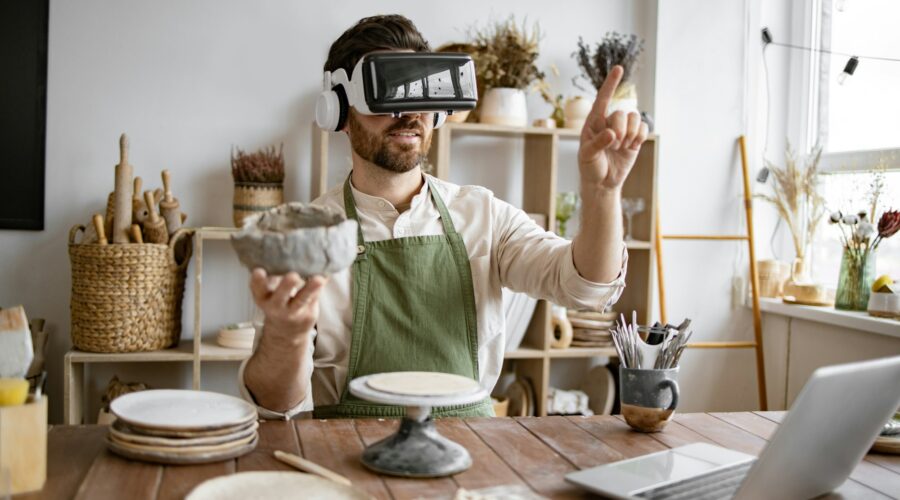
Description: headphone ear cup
433,111,447,129
314,85,350,132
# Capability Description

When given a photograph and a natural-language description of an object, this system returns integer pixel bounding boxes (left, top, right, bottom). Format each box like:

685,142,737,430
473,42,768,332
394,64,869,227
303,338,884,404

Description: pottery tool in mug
112,134,134,243
93,214,108,245
159,170,183,235
142,190,168,244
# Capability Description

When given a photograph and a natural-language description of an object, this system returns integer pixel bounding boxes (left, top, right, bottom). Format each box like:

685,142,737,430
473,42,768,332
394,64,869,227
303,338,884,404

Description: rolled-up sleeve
494,198,627,311
237,325,316,420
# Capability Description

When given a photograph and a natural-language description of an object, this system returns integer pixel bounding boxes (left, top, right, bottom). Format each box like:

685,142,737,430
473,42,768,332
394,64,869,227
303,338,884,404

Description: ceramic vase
563,96,592,129
607,82,639,115
835,249,876,311
480,88,528,127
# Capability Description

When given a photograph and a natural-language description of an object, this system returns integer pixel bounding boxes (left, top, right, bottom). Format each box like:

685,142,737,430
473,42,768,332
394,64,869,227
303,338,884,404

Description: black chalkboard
0,0,48,230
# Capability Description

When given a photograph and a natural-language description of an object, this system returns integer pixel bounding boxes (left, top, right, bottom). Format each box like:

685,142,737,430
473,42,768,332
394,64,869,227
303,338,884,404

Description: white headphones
315,57,448,132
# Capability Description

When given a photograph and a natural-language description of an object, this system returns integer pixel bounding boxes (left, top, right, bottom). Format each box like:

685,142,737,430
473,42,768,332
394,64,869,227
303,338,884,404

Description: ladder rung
687,342,758,349
663,235,749,241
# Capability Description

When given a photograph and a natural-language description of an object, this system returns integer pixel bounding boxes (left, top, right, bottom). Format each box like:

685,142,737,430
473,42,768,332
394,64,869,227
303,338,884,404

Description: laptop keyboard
635,460,756,500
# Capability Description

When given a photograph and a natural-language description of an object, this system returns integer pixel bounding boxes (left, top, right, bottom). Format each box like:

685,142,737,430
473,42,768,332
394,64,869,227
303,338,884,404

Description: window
788,0,900,286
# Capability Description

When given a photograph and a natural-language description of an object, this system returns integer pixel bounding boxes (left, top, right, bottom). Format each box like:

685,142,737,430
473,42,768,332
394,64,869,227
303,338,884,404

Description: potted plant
468,17,544,127
231,144,285,227
756,143,827,304
570,32,644,127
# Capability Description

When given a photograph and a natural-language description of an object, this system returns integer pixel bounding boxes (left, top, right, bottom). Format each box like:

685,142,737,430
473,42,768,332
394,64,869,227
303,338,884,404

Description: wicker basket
233,182,283,227
68,226,193,353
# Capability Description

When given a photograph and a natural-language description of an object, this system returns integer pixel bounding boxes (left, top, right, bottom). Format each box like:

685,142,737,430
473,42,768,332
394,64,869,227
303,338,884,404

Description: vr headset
316,52,478,132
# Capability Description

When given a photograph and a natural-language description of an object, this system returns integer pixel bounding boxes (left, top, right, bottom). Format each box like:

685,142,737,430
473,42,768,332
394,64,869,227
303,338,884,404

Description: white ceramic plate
186,471,369,500
110,419,259,447
110,390,257,431
365,371,480,396
124,418,258,438
106,435,257,465
580,365,616,415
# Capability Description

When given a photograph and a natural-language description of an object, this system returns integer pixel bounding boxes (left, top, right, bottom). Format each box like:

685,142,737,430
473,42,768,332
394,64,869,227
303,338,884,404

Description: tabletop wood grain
14,412,900,499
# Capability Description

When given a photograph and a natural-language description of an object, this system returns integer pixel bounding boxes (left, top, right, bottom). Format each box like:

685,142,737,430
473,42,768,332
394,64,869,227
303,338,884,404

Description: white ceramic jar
479,88,528,127
564,96,593,129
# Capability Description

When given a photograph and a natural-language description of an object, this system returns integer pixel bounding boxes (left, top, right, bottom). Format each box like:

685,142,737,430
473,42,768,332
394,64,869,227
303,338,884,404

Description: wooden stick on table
142,190,168,244
273,450,353,487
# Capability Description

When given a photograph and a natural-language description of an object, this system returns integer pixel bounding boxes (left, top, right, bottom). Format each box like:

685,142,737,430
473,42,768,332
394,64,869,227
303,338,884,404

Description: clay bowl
230,203,358,277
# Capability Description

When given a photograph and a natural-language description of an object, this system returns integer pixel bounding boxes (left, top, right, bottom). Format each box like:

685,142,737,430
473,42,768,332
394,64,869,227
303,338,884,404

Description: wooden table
16,412,900,499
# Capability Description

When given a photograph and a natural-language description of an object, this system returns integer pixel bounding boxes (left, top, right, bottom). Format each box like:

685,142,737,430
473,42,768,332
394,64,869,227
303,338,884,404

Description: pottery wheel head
231,202,358,277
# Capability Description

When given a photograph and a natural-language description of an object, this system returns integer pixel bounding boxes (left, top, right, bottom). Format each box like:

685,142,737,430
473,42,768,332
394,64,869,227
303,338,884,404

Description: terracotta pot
479,88,528,127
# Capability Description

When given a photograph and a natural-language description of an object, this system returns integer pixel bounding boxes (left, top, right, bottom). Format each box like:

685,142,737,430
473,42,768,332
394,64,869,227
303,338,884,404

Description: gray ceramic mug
619,366,680,432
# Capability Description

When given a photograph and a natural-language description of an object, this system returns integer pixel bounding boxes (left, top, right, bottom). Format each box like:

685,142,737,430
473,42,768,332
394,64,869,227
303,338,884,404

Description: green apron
313,176,493,419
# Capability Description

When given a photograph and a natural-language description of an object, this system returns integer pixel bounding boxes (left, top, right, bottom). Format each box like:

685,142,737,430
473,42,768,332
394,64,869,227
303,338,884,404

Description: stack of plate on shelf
107,389,259,464
217,322,256,350
567,310,616,348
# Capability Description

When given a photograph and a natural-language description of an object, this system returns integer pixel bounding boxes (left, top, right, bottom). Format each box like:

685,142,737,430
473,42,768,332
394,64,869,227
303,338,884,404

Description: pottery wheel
349,373,489,478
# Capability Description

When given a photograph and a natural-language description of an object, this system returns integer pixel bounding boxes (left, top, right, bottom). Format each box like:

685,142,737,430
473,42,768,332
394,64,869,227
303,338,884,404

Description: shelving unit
64,227,250,424
311,121,658,416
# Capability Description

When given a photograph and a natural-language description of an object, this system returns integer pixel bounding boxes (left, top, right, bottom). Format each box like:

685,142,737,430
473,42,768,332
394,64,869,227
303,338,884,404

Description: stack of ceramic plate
567,310,616,348
217,322,256,350
107,389,259,464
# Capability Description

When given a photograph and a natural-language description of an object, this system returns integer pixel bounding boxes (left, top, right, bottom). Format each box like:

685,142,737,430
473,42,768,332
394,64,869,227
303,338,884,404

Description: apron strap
425,178,458,237
342,176,366,248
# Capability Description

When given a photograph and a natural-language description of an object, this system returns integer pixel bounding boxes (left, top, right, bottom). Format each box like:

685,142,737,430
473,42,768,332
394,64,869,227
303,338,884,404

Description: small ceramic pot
607,82,639,116
480,88,528,127
868,292,900,318
564,96,592,129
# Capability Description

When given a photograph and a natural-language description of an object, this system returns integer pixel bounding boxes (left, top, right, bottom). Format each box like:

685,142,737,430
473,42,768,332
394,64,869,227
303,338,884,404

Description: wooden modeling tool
93,214,107,245
159,169,183,235
130,224,143,244
112,134,134,243
142,190,168,244
104,192,115,240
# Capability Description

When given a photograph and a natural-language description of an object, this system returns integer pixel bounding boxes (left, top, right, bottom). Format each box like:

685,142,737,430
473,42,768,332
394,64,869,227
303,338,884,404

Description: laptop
566,355,900,500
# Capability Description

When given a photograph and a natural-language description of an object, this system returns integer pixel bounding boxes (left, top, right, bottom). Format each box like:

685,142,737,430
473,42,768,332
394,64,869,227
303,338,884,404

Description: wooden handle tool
273,451,352,487
159,169,183,235
112,134,133,243
93,214,107,245
142,190,168,244
130,224,143,244
104,192,115,239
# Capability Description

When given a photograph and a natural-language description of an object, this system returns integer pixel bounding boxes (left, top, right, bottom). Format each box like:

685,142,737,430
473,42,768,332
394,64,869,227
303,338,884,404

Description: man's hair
324,14,430,74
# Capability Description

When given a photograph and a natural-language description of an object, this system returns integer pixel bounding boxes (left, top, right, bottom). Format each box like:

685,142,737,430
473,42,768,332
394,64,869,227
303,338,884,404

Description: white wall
653,0,794,411
3,0,658,423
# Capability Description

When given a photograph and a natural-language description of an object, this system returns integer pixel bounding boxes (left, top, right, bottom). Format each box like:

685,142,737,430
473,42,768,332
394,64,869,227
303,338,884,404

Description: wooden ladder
654,135,768,410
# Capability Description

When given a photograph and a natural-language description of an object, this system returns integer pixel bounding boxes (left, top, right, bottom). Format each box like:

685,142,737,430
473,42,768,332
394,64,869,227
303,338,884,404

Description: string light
838,56,859,85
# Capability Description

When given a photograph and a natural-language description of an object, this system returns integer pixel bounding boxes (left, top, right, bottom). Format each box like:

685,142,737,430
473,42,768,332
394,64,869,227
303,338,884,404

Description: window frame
788,0,900,173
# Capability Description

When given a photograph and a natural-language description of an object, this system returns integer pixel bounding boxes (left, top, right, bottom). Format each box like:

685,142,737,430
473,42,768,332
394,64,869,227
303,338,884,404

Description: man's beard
348,114,432,173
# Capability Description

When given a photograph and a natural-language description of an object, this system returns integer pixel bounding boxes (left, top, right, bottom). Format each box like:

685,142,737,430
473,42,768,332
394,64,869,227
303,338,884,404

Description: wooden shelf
65,341,194,363
548,347,617,359
625,240,652,250
198,337,252,361
504,347,546,359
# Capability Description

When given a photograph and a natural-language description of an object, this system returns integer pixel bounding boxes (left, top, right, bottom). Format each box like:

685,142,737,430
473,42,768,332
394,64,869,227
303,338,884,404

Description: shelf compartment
548,347,617,359
65,340,194,363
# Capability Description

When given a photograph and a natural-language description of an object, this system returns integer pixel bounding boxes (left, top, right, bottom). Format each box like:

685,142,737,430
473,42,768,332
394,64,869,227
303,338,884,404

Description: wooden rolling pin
112,134,133,243
159,169,183,235
142,190,168,244
93,214,107,245
130,224,143,244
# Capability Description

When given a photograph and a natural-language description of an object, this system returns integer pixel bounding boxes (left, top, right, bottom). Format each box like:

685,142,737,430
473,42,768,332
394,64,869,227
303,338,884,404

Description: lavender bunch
573,32,644,91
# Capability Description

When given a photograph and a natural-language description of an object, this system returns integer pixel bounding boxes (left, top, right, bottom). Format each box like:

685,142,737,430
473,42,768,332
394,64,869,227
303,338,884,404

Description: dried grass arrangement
756,143,825,264
231,145,285,184
573,32,644,92
468,17,544,90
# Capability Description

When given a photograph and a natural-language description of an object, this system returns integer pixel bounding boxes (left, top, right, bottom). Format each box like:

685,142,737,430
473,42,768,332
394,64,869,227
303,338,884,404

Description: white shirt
239,174,627,419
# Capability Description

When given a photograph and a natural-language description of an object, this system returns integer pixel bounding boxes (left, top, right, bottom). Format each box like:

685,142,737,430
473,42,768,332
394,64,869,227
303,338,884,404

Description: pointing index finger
592,65,624,120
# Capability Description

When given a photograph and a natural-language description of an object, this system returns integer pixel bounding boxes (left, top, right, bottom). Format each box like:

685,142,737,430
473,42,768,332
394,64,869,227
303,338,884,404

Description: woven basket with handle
68,226,193,353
